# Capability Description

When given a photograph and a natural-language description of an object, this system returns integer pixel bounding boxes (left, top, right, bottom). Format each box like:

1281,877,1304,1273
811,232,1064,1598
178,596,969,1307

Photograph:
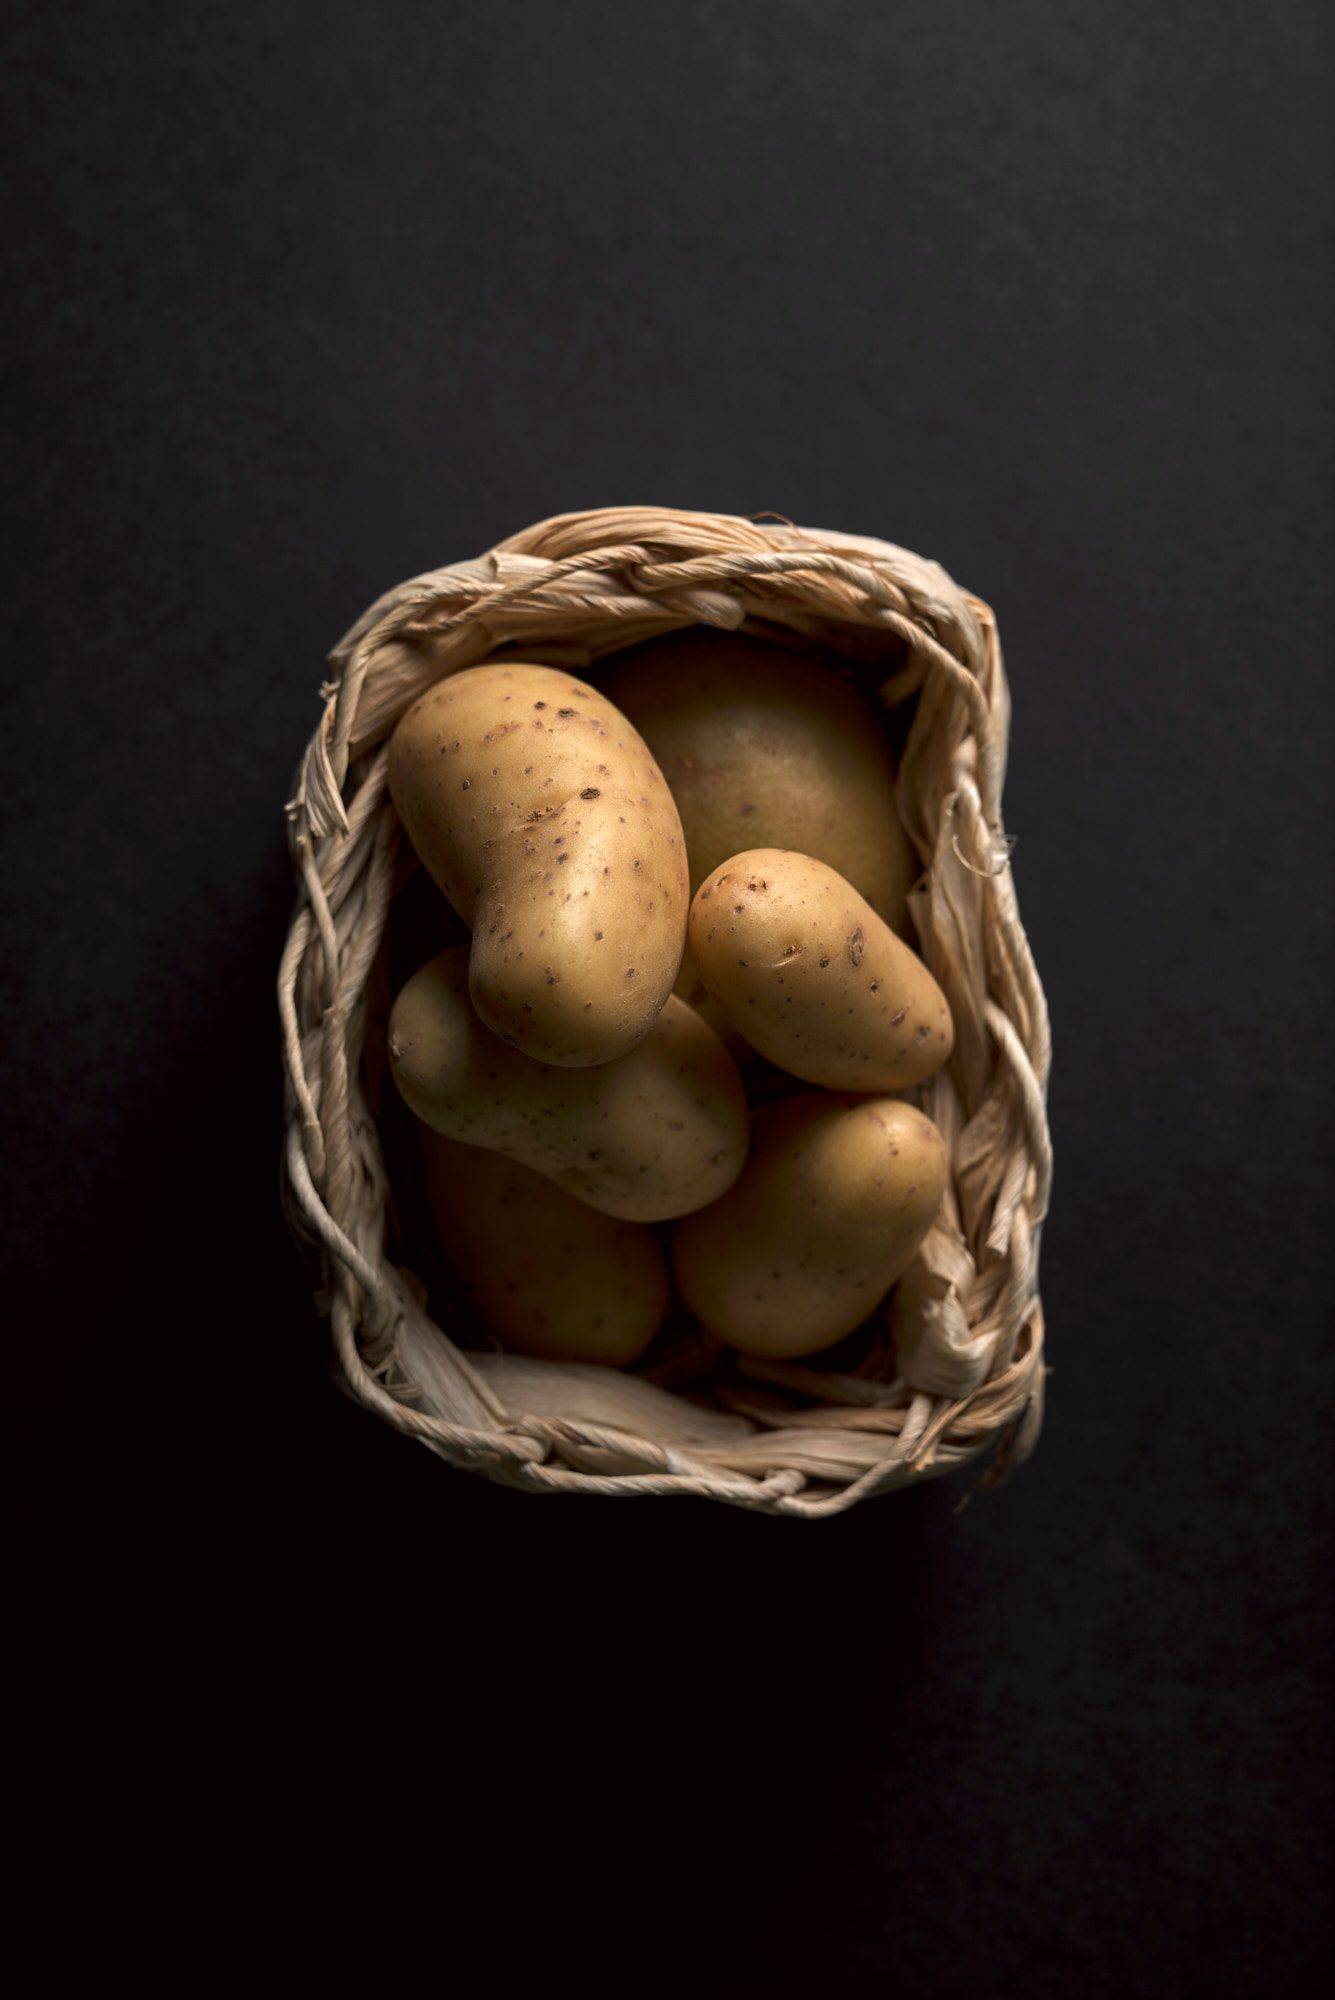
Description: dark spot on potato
580,787,600,799
533,700,547,709
594,930,604,940
461,779,471,791
847,927,866,968
891,1007,907,1026
819,957,830,969
558,707,576,717
626,967,636,978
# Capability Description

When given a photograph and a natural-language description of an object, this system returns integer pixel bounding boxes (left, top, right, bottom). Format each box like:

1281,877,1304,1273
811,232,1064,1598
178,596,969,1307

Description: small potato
389,947,748,1221
415,1132,668,1365
389,662,689,1066
690,849,953,1090
672,1093,947,1359
598,629,917,936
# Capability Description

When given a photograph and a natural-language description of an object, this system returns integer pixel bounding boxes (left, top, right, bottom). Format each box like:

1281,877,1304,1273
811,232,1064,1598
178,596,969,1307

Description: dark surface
3,2,1331,1991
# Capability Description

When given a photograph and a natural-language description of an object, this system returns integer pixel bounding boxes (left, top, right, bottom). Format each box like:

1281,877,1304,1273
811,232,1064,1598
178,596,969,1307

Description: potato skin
415,1132,668,1365
598,629,917,936
389,947,748,1222
671,1093,947,1359
689,849,953,1090
388,662,689,1066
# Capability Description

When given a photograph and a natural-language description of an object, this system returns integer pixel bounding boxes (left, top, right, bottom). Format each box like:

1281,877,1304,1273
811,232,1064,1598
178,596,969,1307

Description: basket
278,506,1052,1517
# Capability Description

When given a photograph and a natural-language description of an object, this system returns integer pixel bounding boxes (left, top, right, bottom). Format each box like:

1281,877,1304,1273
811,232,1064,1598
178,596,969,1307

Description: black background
3,3,1332,1992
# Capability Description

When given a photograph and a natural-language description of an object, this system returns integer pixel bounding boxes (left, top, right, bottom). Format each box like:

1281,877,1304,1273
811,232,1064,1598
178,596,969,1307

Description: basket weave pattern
279,508,1052,1516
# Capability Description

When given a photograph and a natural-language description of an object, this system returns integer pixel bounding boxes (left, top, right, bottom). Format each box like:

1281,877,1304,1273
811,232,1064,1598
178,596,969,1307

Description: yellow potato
415,1132,668,1365
671,1093,947,1359
388,662,689,1066
689,849,953,1090
598,629,917,936
389,947,748,1221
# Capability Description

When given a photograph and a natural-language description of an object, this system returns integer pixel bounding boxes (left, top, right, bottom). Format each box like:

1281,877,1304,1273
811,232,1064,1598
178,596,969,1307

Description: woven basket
279,506,1052,1517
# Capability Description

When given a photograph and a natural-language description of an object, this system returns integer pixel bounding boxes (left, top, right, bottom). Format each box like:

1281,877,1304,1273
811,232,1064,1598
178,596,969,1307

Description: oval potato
598,629,917,936
389,662,689,1066
415,1132,668,1365
689,848,953,1089
389,947,748,1222
671,1093,947,1359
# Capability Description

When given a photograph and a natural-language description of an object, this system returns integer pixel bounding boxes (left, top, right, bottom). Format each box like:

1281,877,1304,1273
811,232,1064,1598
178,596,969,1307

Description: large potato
388,662,689,1066
671,1093,947,1358
415,1132,668,1365
597,629,917,936
689,848,953,1089
389,947,748,1221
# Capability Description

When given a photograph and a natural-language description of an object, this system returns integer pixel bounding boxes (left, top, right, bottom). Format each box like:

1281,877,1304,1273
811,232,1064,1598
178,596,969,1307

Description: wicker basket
278,506,1052,1517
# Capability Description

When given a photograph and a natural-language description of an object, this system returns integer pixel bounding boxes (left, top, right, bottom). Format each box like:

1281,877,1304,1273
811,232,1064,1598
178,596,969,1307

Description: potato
388,662,689,1066
414,1132,668,1365
389,947,748,1221
689,848,953,1090
671,1093,947,1359
598,629,917,936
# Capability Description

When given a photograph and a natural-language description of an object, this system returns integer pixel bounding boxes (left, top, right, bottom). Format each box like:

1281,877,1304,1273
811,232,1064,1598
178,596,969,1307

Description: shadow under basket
279,507,1052,1518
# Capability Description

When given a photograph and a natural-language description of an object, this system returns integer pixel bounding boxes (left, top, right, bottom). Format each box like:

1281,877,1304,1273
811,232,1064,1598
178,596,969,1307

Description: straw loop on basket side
277,506,1052,1512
